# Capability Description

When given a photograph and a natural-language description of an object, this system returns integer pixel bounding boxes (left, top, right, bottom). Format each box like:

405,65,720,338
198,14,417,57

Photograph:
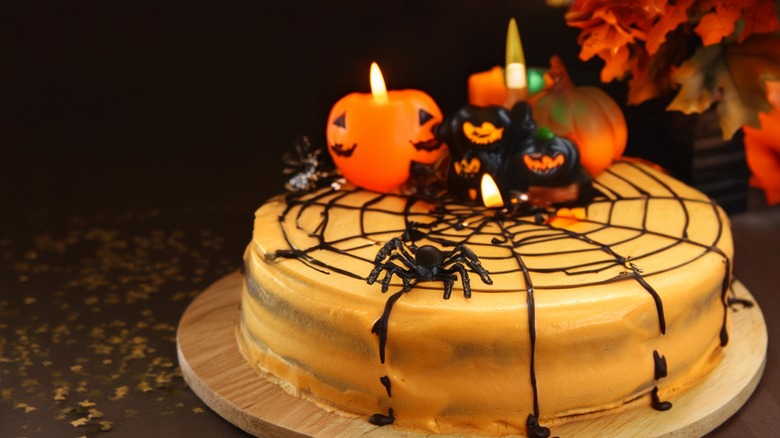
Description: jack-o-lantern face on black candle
445,105,513,155
462,121,505,146
518,127,580,187
326,90,444,193
437,103,537,201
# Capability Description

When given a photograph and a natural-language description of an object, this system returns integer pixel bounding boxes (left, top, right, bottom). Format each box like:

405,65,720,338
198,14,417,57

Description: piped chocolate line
653,350,668,380
380,375,392,397
526,414,552,438
371,290,406,364
651,387,672,411
369,407,395,426
511,250,550,436
633,273,666,335
728,297,754,310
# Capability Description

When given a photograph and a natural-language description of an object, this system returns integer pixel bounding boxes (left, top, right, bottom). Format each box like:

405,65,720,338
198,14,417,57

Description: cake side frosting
238,160,732,436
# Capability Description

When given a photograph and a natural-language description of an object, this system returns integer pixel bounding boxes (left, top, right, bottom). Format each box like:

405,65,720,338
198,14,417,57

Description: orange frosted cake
237,159,732,437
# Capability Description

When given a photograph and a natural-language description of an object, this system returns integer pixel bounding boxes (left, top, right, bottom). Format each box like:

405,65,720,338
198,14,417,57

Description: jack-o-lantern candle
326,63,445,193
438,102,537,202
517,126,592,206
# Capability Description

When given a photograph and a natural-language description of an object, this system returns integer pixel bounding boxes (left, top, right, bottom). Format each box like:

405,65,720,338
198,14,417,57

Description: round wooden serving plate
177,272,767,437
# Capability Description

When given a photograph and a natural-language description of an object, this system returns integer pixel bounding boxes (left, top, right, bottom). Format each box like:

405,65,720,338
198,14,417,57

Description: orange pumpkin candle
468,66,508,107
531,56,627,177
326,63,444,193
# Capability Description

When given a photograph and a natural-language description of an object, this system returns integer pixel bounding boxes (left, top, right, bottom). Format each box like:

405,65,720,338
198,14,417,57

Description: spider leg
387,253,416,270
446,247,493,286
374,237,415,264
446,265,473,298
380,264,414,292
378,263,400,292
368,239,417,288
440,275,456,299
379,256,417,291
367,264,385,285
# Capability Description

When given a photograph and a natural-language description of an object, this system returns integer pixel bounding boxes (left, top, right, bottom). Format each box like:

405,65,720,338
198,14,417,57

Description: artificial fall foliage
566,0,780,139
668,33,780,138
743,81,780,204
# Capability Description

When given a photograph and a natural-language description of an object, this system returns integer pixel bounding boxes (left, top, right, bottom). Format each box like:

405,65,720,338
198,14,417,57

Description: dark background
2,0,701,229
1,1,774,437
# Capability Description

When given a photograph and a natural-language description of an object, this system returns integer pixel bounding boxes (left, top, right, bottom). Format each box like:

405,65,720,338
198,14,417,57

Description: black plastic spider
366,237,493,299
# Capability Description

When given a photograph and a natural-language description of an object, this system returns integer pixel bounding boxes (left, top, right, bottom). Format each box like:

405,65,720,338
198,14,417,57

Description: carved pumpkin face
438,104,535,202
448,105,512,154
462,121,504,145
519,127,580,186
326,90,444,193
453,157,481,178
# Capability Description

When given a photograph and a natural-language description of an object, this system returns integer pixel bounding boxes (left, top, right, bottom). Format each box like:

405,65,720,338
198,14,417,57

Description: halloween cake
237,155,732,437
233,57,735,436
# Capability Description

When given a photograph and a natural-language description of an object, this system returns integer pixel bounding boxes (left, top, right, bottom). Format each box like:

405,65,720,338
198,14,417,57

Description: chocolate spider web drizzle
272,160,732,435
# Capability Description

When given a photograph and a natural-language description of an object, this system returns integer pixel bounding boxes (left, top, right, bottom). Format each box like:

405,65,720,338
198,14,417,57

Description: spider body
367,238,492,299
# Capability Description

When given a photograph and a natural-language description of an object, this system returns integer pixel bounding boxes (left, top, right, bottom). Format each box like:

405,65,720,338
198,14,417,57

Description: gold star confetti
22,378,40,388
137,381,153,393
110,385,129,401
155,372,172,387
171,291,187,301
70,417,89,427
75,380,88,393
15,402,37,413
54,386,70,401
5,218,239,435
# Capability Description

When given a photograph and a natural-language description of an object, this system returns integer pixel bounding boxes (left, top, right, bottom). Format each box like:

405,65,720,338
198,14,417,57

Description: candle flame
370,62,389,105
481,174,504,208
505,18,527,91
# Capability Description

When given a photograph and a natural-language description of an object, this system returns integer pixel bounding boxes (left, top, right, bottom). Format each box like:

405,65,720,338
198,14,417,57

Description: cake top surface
253,160,732,301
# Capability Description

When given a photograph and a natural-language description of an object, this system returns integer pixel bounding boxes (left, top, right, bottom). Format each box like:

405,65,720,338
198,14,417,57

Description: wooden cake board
177,272,767,437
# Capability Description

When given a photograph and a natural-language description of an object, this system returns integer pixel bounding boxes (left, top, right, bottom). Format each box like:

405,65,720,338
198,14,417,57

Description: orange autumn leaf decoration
645,0,695,55
694,0,743,46
695,0,780,45
668,33,780,138
566,1,656,82
740,0,780,40
743,80,780,205
565,0,780,106
564,0,780,203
